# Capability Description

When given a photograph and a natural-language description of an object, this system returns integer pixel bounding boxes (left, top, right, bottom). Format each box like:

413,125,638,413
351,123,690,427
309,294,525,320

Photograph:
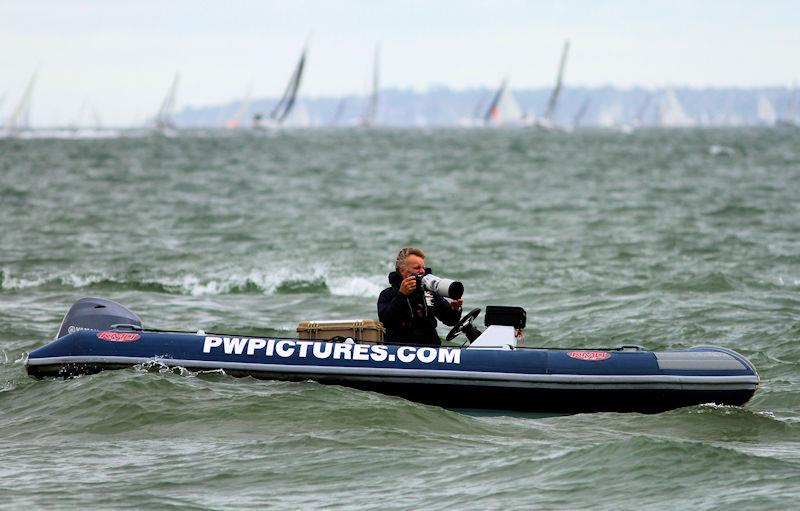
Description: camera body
414,273,425,294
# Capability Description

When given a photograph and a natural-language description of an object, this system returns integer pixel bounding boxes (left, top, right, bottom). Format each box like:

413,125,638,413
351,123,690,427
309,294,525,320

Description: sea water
1,128,799,509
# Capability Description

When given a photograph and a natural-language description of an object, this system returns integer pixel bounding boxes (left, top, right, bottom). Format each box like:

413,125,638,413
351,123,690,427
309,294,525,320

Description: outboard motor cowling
56,297,142,339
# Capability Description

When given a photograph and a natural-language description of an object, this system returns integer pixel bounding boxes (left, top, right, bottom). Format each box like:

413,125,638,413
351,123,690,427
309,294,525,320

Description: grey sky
2,0,799,126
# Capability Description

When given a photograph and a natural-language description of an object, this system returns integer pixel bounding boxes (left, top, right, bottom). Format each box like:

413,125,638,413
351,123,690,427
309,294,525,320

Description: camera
414,272,464,300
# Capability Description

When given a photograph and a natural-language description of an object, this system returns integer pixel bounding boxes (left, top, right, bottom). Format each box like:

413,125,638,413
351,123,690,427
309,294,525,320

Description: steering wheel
446,307,481,342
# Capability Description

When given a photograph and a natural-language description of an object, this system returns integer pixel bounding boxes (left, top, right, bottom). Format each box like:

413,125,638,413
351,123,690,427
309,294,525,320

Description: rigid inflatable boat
25,297,759,413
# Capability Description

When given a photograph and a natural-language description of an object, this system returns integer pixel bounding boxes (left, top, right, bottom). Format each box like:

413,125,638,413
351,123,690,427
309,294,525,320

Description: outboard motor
56,297,142,339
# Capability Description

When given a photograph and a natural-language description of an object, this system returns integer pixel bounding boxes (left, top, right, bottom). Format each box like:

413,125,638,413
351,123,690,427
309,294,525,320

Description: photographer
377,247,463,346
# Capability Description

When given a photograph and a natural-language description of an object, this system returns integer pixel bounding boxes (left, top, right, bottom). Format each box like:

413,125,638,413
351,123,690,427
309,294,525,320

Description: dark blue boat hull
25,330,759,413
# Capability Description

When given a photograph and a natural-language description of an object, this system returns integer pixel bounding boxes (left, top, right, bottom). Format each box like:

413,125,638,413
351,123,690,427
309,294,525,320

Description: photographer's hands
449,298,464,311
399,275,417,295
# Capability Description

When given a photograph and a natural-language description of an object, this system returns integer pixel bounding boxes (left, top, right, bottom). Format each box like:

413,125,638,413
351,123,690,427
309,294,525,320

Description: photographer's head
396,246,426,279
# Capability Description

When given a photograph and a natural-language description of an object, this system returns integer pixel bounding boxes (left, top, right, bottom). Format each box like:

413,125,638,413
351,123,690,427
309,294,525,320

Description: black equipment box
484,306,526,329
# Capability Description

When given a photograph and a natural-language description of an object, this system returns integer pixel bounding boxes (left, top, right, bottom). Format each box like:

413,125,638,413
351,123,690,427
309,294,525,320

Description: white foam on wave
173,274,227,296
708,145,736,156
0,269,104,290
172,268,384,297
1,266,385,298
328,276,384,297
169,267,329,296
0,269,47,290
163,266,383,297
60,273,106,288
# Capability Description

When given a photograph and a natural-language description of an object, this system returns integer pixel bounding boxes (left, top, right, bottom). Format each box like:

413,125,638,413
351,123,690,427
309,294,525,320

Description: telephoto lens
421,274,464,299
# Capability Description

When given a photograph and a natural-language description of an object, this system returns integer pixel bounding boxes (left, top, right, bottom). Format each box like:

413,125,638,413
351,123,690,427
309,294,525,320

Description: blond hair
395,247,425,271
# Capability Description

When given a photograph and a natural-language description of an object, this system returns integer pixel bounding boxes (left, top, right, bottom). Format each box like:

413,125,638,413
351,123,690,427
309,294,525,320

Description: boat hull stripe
26,355,759,387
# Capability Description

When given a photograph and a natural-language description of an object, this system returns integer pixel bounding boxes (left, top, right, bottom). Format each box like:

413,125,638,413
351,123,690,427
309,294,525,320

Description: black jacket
377,271,462,345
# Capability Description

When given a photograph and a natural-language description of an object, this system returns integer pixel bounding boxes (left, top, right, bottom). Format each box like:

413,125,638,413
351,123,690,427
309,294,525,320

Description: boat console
454,305,527,348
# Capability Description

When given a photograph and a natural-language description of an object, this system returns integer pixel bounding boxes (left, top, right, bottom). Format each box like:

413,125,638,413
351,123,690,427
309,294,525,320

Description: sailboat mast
362,45,380,126
572,96,591,128
6,70,38,131
484,79,507,122
472,92,488,120
634,93,652,125
786,81,798,124
543,40,570,123
226,84,253,128
331,98,347,126
271,41,308,123
155,74,180,129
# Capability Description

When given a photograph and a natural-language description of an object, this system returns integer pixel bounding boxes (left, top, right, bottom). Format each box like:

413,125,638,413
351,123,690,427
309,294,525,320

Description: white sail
283,99,311,127
484,78,523,126
778,81,798,126
542,40,570,124
658,90,693,127
330,98,347,126
226,84,253,129
271,39,309,124
756,94,776,126
633,93,652,127
360,45,380,127
154,74,180,130
598,101,624,128
5,70,38,132
572,96,591,128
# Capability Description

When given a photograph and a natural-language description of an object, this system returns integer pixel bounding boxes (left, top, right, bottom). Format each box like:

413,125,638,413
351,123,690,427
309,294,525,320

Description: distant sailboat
154,74,180,130
632,93,652,127
597,100,625,129
658,90,693,127
254,39,308,128
360,45,380,127
283,99,312,128
571,96,591,129
226,84,253,129
777,81,798,126
538,40,570,129
68,99,90,131
472,92,488,120
484,78,523,126
756,94,777,126
4,70,38,133
330,98,347,126
458,91,489,127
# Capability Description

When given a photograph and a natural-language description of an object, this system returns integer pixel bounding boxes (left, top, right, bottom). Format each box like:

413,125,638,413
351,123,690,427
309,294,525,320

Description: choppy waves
1,364,798,509
2,129,799,509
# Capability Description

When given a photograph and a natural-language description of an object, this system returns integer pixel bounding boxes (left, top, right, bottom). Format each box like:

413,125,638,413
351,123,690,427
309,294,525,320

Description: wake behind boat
25,297,759,414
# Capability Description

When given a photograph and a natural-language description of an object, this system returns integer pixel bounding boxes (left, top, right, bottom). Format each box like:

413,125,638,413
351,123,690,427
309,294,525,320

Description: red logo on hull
97,331,141,342
567,351,611,361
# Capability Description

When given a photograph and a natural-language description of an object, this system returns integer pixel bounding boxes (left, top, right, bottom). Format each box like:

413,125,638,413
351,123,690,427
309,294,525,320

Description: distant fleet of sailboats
2,40,799,134
481,39,571,129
